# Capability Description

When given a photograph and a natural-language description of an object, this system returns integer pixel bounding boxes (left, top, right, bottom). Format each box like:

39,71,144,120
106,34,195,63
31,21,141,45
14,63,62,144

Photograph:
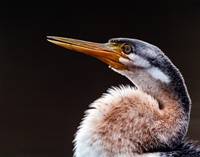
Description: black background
0,1,200,157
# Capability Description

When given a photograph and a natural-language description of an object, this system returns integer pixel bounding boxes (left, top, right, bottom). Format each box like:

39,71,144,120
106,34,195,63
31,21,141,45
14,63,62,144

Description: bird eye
122,44,133,55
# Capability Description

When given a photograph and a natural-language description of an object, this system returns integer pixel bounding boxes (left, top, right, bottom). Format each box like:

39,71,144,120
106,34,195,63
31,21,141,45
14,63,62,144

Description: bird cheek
119,55,151,70
128,54,151,68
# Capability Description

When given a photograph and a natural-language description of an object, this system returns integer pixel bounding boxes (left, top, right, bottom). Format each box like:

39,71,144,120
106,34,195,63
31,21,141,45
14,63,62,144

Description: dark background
0,1,200,157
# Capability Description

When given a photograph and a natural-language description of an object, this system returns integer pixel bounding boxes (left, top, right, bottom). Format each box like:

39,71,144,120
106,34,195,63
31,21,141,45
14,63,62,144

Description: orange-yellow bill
47,36,127,69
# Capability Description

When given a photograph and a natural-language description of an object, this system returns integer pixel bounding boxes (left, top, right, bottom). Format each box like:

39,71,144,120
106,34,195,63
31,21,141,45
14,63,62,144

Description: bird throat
118,68,190,113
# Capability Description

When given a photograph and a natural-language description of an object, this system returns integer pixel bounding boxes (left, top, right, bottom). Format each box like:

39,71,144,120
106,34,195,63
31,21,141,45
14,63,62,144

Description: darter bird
47,36,200,157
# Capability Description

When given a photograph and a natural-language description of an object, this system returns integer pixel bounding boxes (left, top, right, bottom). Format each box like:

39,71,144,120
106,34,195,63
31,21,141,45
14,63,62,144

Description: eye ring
122,44,133,54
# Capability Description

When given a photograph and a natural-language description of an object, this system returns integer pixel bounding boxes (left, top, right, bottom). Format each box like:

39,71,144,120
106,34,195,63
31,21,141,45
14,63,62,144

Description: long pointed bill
47,36,127,69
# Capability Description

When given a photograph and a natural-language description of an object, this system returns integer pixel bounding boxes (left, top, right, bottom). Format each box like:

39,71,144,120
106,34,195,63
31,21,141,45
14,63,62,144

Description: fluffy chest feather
73,86,185,157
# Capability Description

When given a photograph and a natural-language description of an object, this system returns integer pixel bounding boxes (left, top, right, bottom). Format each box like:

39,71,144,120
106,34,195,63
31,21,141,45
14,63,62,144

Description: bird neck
74,69,191,156
120,68,191,115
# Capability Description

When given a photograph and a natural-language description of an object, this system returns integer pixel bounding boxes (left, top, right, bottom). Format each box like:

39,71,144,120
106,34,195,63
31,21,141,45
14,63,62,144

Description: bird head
47,36,171,86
